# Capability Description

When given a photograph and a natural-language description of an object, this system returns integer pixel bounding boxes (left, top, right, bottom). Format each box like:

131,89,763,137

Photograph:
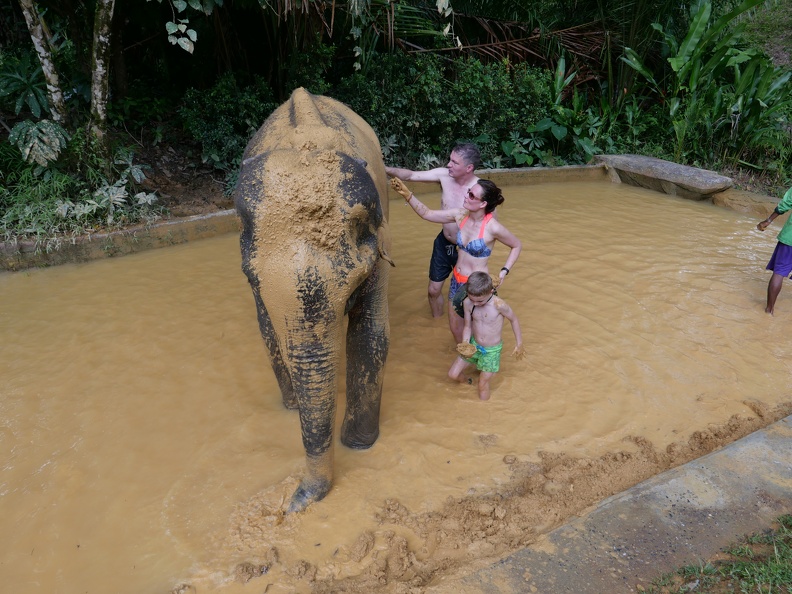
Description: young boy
448,271,524,400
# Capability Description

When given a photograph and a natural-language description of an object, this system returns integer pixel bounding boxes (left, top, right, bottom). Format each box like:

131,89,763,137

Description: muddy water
2,181,791,594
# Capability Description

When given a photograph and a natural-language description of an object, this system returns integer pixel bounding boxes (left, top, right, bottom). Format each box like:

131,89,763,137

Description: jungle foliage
0,0,790,247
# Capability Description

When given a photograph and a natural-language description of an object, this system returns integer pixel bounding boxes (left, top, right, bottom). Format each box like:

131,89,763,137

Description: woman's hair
466,271,493,296
477,179,505,214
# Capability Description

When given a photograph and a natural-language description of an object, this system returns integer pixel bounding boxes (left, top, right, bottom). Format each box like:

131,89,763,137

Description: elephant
234,88,394,513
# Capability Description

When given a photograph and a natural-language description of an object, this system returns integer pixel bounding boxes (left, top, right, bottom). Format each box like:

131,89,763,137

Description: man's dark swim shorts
429,231,458,282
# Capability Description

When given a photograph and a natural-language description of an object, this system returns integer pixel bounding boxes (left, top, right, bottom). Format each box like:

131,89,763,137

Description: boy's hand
457,342,476,358
512,343,526,360
390,177,412,202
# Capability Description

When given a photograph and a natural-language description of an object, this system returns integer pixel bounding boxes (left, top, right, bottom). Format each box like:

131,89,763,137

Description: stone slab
595,155,733,200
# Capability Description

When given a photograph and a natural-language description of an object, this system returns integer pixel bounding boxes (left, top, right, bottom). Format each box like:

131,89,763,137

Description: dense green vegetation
0,0,790,248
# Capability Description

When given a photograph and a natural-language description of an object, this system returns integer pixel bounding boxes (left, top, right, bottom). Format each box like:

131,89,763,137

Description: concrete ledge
480,163,613,186
1,159,775,271
595,154,733,200
0,209,240,271
390,164,612,196
428,415,792,594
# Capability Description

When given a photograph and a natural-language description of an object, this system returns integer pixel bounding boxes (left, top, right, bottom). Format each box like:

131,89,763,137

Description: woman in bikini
390,176,522,343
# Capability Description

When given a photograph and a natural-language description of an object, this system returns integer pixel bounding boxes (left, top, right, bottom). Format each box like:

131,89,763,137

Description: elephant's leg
250,290,297,409
342,266,389,449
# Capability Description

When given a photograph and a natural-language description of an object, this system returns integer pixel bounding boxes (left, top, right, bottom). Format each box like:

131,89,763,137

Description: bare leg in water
428,279,445,318
448,303,464,343
766,273,784,315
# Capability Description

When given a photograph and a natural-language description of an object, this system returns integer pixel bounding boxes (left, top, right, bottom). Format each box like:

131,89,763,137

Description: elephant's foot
286,478,331,513
340,422,379,450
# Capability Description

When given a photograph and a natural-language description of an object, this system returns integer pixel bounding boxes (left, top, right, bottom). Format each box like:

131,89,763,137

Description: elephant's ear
378,225,395,267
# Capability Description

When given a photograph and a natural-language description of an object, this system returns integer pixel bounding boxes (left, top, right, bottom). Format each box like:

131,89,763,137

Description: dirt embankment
136,144,233,218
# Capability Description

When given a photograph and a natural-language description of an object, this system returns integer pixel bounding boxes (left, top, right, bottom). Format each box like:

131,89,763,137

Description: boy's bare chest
472,306,498,321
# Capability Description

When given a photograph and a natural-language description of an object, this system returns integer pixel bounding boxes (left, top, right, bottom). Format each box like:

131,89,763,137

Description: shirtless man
385,143,481,326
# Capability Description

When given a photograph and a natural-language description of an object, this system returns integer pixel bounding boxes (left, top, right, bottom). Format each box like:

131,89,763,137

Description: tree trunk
90,0,116,144
17,0,68,124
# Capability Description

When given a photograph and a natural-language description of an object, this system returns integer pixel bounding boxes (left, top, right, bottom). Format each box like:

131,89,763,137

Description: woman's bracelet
501,267,510,275
405,193,413,203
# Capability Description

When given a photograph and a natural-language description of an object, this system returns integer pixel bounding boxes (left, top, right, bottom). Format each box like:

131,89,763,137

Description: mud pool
2,180,791,594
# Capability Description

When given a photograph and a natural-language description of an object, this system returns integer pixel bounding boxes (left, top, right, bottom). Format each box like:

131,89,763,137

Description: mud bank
209,403,792,593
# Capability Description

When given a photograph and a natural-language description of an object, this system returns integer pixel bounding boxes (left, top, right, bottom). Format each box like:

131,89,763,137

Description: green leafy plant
148,0,220,54
334,52,450,167
108,84,174,145
1,129,161,247
9,119,70,168
284,36,335,96
0,51,49,118
621,0,790,166
335,53,553,169
500,98,605,168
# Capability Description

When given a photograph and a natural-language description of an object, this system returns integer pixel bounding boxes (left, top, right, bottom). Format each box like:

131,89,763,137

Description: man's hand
512,343,526,360
390,177,412,202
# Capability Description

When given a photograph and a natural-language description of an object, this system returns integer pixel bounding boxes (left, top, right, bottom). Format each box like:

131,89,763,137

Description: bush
284,37,335,96
1,126,162,247
0,49,49,118
179,73,278,174
448,59,553,166
333,52,450,166
333,53,554,168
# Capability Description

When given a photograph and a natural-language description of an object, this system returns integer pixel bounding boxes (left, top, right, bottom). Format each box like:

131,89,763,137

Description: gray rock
595,154,733,200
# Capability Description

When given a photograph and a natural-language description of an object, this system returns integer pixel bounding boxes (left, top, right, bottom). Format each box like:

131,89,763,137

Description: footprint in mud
477,433,499,448
161,413,303,558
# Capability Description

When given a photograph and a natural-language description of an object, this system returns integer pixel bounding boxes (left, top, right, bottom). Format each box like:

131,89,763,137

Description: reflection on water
1,181,790,593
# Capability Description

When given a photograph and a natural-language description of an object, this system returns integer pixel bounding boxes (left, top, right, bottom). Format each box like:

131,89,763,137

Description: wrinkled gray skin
234,88,393,513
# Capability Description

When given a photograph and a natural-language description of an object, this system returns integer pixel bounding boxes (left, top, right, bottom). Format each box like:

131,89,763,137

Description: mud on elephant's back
234,87,392,513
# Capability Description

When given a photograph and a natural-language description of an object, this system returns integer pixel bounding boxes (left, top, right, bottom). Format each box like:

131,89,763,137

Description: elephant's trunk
283,332,342,513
